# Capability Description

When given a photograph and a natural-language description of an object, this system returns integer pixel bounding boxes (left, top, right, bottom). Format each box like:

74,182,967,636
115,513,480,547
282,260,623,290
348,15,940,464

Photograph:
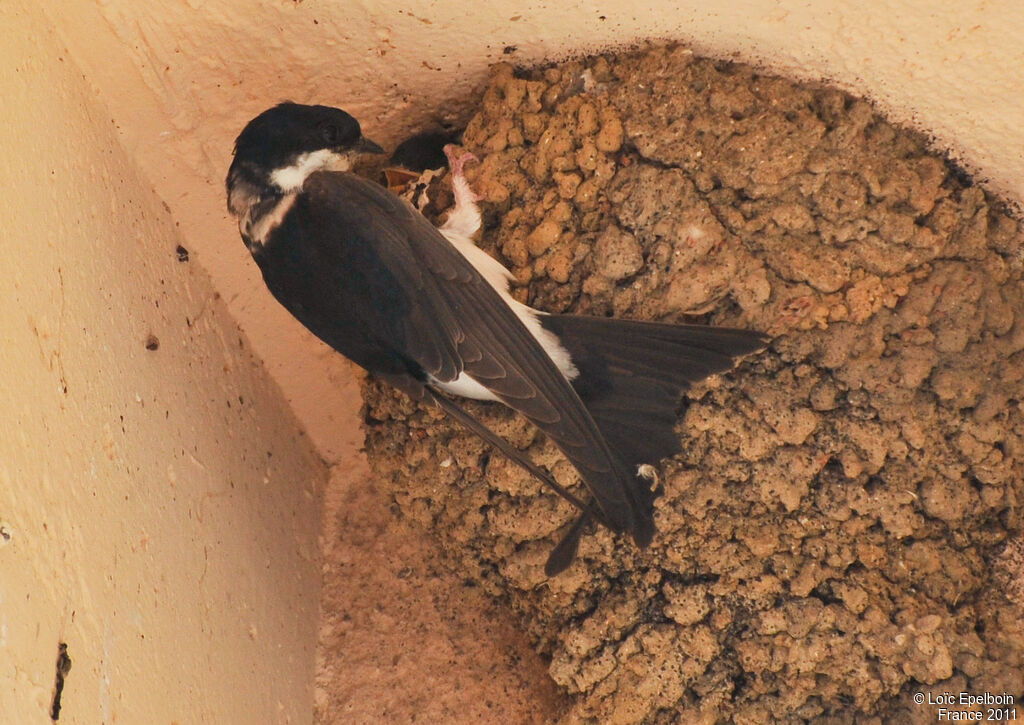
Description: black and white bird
226,102,767,575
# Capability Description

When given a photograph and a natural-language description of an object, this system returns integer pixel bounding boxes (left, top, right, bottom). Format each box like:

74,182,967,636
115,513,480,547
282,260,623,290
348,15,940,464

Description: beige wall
0,4,324,722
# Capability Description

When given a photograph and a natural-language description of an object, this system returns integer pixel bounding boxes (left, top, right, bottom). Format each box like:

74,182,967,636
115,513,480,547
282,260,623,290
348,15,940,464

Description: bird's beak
354,136,385,155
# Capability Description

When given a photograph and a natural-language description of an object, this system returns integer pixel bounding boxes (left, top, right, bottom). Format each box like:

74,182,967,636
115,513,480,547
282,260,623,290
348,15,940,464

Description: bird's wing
297,172,647,534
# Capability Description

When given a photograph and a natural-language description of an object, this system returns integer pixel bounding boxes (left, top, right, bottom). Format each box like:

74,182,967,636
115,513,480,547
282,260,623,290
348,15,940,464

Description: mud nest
360,45,1024,723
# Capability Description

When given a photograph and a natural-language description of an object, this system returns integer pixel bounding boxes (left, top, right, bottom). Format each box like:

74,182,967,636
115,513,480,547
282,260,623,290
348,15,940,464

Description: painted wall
0,4,324,722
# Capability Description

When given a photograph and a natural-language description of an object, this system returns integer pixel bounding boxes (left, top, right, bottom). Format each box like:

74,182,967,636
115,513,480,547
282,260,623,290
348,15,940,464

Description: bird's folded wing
302,172,644,532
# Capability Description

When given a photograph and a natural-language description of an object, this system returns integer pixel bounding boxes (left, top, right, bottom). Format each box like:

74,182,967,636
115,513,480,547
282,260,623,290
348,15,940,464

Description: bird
382,128,462,192
226,101,767,575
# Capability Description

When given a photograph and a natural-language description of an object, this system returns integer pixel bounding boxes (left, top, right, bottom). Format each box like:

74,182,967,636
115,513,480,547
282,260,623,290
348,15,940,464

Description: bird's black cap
231,101,382,171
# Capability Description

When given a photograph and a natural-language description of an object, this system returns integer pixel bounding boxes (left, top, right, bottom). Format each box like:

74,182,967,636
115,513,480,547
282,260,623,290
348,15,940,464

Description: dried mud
361,46,1024,723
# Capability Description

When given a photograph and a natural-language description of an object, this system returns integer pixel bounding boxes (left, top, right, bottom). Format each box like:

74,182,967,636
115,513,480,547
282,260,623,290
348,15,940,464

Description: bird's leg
440,144,482,238
443,144,481,203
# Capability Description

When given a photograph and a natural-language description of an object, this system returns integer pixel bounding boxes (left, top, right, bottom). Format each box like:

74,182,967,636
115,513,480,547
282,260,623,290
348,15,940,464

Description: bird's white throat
270,149,352,192
229,149,354,251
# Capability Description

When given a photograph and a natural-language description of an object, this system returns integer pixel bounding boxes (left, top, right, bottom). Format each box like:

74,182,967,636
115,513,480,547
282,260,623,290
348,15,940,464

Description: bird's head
227,102,383,213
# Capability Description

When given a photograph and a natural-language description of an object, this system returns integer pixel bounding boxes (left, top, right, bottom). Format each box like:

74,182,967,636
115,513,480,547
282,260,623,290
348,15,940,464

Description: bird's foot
444,143,478,180
440,144,482,237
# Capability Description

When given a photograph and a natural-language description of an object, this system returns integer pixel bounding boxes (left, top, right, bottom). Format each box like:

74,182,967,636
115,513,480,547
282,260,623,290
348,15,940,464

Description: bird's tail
542,314,767,472
539,314,767,574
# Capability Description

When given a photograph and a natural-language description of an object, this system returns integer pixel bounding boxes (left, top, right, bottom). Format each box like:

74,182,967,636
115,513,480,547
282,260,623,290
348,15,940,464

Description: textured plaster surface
0,4,323,722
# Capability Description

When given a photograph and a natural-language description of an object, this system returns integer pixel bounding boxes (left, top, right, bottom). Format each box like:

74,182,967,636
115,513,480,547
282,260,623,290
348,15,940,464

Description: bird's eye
321,124,340,145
